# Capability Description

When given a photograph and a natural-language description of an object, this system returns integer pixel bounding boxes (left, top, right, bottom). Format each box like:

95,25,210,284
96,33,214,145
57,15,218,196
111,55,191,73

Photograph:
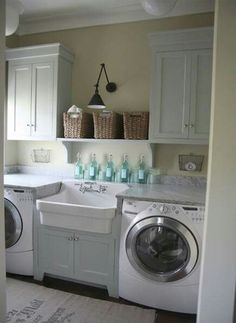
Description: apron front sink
36,181,128,234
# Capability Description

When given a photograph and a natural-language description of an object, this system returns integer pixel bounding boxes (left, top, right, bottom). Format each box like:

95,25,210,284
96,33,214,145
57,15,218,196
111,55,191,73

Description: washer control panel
122,200,152,216
122,199,204,222
148,203,204,222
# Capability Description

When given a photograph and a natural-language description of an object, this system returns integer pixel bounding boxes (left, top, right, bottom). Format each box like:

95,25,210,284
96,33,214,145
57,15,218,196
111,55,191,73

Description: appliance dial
159,205,168,214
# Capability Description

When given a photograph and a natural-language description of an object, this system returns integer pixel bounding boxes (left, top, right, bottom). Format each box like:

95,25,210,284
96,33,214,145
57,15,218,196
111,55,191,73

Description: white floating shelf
57,138,150,144
57,138,155,166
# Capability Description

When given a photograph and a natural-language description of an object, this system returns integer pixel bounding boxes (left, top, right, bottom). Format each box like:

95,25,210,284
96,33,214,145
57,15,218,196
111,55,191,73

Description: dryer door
4,198,23,249
126,216,198,282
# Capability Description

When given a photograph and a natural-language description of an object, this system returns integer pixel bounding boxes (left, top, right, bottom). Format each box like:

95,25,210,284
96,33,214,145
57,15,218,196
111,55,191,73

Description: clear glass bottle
105,153,114,182
74,152,84,180
120,154,129,183
89,153,98,181
137,154,146,184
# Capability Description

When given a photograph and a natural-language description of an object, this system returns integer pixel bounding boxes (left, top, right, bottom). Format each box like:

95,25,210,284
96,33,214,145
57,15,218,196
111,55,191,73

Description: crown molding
17,1,214,35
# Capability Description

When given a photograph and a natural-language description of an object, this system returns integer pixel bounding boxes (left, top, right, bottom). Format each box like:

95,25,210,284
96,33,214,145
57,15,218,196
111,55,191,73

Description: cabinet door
31,61,55,139
7,63,32,139
150,51,191,140
189,49,212,139
39,228,74,277
74,234,115,285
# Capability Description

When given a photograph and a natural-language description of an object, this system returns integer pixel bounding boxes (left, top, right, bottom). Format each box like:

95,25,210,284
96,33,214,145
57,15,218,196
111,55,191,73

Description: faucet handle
84,181,97,185
99,184,107,193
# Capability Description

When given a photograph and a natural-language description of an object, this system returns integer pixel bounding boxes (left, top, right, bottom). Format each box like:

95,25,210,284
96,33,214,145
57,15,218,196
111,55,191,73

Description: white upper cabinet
149,28,213,144
6,44,74,140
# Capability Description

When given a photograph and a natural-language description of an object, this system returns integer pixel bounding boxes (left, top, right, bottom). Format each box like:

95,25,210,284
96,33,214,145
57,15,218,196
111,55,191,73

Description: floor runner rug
6,278,156,323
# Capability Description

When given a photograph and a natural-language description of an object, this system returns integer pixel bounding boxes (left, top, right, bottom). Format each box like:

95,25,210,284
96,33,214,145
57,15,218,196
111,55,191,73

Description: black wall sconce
87,63,117,109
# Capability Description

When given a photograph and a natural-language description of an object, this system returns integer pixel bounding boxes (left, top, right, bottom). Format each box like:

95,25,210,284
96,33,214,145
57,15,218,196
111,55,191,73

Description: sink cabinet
149,28,213,144
6,43,74,140
35,221,120,297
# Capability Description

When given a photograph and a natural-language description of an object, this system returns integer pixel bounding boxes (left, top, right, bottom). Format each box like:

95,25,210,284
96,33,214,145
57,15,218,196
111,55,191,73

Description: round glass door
126,217,198,282
4,198,22,249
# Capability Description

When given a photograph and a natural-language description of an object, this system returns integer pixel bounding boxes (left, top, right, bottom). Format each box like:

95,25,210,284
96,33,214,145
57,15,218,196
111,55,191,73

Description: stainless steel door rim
126,216,198,282
4,198,23,249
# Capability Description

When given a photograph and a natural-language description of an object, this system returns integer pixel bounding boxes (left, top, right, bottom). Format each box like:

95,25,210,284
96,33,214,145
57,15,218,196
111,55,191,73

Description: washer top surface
117,184,206,206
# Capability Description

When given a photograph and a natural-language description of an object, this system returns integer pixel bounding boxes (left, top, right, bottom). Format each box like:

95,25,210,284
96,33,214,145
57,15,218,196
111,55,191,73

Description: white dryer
119,199,204,314
4,188,34,275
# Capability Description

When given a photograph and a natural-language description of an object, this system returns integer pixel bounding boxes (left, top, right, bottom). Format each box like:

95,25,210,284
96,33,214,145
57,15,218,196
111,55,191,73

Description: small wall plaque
179,154,204,172
31,149,51,163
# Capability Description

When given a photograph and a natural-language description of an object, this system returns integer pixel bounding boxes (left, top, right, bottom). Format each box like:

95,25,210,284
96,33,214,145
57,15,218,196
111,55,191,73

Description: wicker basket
93,111,123,139
63,112,93,138
123,112,149,140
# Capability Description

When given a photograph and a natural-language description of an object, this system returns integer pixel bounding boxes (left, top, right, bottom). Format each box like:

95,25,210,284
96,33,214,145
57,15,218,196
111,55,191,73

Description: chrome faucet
75,182,107,194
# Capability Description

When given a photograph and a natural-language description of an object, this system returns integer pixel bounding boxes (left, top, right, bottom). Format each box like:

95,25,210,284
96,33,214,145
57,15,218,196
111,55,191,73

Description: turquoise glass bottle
120,154,129,183
137,154,146,184
89,153,98,181
74,153,84,180
105,154,114,182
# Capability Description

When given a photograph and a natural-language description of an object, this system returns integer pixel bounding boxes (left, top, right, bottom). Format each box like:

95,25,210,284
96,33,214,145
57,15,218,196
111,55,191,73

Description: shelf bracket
148,143,156,168
61,141,73,163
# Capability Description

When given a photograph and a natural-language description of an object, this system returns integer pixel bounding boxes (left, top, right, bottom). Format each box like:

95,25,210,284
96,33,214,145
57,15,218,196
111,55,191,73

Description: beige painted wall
197,1,236,322
0,0,6,320
5,13,214,175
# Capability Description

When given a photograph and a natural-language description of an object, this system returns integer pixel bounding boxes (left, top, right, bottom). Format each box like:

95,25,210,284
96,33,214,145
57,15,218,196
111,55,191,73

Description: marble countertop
4,174,61,199
4,174,61,188
116,183,206,206
4,174,206,205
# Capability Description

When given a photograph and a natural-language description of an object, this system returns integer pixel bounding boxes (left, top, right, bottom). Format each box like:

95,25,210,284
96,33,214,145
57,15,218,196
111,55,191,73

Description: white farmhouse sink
36,181,128,234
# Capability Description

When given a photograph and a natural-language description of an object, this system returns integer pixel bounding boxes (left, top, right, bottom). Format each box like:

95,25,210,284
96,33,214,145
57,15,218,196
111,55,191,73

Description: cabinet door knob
67,236,73,241
27,124,30,127
184,124,188,128
74,236,79,241
189,124,194,128
31,124,35,127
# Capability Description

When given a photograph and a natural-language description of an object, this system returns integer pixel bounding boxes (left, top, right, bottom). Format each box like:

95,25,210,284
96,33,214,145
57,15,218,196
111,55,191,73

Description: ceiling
15,0,214,35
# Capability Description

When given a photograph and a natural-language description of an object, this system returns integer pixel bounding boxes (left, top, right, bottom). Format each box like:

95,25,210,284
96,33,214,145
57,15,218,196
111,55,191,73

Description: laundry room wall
5,12,214,176
0,0,6,320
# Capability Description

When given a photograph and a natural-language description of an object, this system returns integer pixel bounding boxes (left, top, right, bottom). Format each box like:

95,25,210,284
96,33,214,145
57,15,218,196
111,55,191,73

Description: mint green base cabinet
34,219,120,297
38,228,74,278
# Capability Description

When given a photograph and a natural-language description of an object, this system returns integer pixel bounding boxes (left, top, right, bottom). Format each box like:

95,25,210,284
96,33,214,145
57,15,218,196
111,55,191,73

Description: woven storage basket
63,112,93,138
123,112,149,140
93,111,123,139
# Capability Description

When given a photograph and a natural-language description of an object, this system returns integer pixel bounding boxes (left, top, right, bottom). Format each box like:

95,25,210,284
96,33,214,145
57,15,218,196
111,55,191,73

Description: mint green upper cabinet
7,63,32,138
149,28,213,144
189,49,212,140
6,44,74,140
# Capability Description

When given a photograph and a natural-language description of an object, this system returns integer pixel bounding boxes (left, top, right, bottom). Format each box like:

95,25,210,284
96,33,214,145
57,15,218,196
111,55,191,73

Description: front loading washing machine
119,199,204,314
5,187,34,275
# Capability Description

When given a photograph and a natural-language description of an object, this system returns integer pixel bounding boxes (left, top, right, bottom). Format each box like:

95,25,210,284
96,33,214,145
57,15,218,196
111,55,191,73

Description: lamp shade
6,0,24,36
140,0,177,16
87,92,106,109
